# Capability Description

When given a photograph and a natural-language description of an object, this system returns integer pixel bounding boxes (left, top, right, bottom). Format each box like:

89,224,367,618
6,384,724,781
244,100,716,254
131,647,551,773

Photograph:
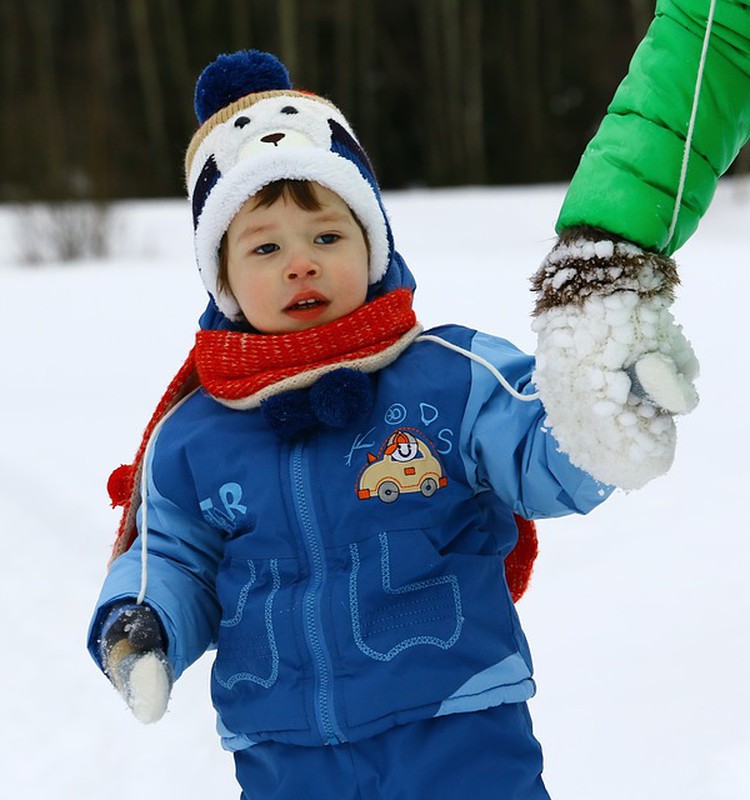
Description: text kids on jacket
87,11,738,793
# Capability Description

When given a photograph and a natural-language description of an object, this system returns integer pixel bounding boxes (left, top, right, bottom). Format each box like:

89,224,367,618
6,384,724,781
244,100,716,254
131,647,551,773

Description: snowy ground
1,181,749,799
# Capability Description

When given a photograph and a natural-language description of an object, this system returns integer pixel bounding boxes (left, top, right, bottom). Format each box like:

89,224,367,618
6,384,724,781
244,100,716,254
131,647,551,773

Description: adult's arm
558,0,750,254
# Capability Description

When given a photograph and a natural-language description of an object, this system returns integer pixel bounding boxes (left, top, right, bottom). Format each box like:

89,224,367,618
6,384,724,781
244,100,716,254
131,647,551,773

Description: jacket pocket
214,558,282,690
347,528,463,662
212,555,312,736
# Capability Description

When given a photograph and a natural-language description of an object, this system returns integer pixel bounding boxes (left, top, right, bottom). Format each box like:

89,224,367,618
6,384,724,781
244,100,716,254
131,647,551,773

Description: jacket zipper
290,440,345,745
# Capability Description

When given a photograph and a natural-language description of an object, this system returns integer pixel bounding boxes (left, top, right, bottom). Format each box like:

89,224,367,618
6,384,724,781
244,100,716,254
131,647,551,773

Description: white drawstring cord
137,453,151,605
136,391,197,605
416,334,541,402
666,0,717,248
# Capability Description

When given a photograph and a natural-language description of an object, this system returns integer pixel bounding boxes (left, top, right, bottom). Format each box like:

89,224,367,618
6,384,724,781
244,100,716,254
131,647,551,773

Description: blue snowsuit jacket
88,322,611,750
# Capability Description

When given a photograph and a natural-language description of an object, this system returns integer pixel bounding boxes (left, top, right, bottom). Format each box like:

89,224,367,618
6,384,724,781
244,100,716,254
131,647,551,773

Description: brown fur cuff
532,226,679,316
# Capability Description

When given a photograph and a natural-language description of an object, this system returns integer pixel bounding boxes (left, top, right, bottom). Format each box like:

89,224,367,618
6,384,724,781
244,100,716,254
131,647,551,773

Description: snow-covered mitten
100,603,173,724
531,226,699,490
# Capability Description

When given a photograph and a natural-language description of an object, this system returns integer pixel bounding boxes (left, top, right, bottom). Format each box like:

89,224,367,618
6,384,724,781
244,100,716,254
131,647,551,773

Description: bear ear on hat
194,50,292,124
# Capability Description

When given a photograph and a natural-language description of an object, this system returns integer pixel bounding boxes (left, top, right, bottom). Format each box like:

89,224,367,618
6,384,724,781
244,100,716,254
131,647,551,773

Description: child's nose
284,252,320,282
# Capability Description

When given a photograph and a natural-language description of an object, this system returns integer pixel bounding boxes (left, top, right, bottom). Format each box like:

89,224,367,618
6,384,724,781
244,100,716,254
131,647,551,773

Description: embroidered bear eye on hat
185,49,393,322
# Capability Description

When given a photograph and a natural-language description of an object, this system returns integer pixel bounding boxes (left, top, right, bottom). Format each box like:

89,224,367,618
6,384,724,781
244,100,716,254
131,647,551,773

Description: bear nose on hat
261,132,286,146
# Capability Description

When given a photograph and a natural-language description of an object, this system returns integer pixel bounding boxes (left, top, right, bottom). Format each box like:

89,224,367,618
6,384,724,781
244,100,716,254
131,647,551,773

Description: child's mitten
100,602,173,724
531,227,699,489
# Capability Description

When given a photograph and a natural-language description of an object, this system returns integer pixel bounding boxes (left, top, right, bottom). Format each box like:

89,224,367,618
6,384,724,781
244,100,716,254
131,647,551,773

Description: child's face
225,184,370,333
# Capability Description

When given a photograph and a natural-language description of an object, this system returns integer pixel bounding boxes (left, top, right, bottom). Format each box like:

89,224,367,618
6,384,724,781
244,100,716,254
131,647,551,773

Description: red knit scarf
195,288,420,408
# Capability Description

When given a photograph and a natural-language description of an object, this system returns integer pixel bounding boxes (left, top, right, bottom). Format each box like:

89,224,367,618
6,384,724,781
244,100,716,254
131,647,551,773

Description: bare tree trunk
355,0,377,155
441,0,465,181
128,0,171,189
421,1,449,183
493,3,520,180
230,0,253,51
27,3,67,196
520,0,543,176
335,0,355,118
278,0,299,82
629,0,654,39
0,1,21,197
733,140,750,176
463,0,486,182
543,0,564,104
158,0,195,131
295,0,317,91
85,0,117,198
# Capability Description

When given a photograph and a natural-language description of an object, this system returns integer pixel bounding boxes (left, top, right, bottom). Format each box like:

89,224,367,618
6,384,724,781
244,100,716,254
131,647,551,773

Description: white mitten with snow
531,228,699,489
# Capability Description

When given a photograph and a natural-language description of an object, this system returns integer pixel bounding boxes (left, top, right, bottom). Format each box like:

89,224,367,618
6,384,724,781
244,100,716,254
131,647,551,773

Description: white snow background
1,180,748,799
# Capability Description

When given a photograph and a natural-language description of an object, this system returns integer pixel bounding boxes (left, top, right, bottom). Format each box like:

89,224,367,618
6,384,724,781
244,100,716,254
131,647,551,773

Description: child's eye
254,243,279,255
315,233,340,245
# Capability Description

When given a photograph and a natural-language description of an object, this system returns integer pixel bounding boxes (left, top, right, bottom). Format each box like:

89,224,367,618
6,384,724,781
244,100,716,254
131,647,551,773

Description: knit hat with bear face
184,49,400,323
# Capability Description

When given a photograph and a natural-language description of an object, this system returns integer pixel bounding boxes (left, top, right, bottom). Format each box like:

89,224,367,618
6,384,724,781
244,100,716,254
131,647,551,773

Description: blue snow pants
234,702,550,800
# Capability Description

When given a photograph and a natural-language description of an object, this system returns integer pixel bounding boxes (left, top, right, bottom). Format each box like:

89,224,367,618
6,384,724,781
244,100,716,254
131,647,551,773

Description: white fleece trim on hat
193,149,390,321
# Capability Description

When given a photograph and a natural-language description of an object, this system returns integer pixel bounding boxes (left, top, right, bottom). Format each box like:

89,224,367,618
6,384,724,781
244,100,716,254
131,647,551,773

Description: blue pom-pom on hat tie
194,50,292,124
261,389,318,440
310,369,374,428
260,370,374,439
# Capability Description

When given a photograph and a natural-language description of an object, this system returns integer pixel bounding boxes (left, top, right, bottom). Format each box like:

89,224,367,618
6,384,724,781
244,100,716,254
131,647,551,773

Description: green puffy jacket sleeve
557,0,750,255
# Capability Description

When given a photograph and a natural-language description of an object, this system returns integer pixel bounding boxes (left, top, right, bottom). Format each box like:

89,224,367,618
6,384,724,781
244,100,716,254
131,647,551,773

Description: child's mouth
284,294,330,319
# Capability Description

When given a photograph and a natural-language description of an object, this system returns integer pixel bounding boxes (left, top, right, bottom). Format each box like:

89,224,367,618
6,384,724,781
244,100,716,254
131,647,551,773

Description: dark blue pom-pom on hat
194,50,292,124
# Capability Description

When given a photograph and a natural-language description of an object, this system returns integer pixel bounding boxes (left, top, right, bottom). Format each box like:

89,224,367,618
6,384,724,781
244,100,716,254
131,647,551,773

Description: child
88,21,730,796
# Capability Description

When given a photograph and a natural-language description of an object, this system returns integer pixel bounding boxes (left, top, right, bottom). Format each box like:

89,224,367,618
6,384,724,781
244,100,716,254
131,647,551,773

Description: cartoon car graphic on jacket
357,429,447,503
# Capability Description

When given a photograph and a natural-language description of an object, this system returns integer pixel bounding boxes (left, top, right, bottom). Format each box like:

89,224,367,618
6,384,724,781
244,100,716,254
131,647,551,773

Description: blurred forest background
2,0,748,205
